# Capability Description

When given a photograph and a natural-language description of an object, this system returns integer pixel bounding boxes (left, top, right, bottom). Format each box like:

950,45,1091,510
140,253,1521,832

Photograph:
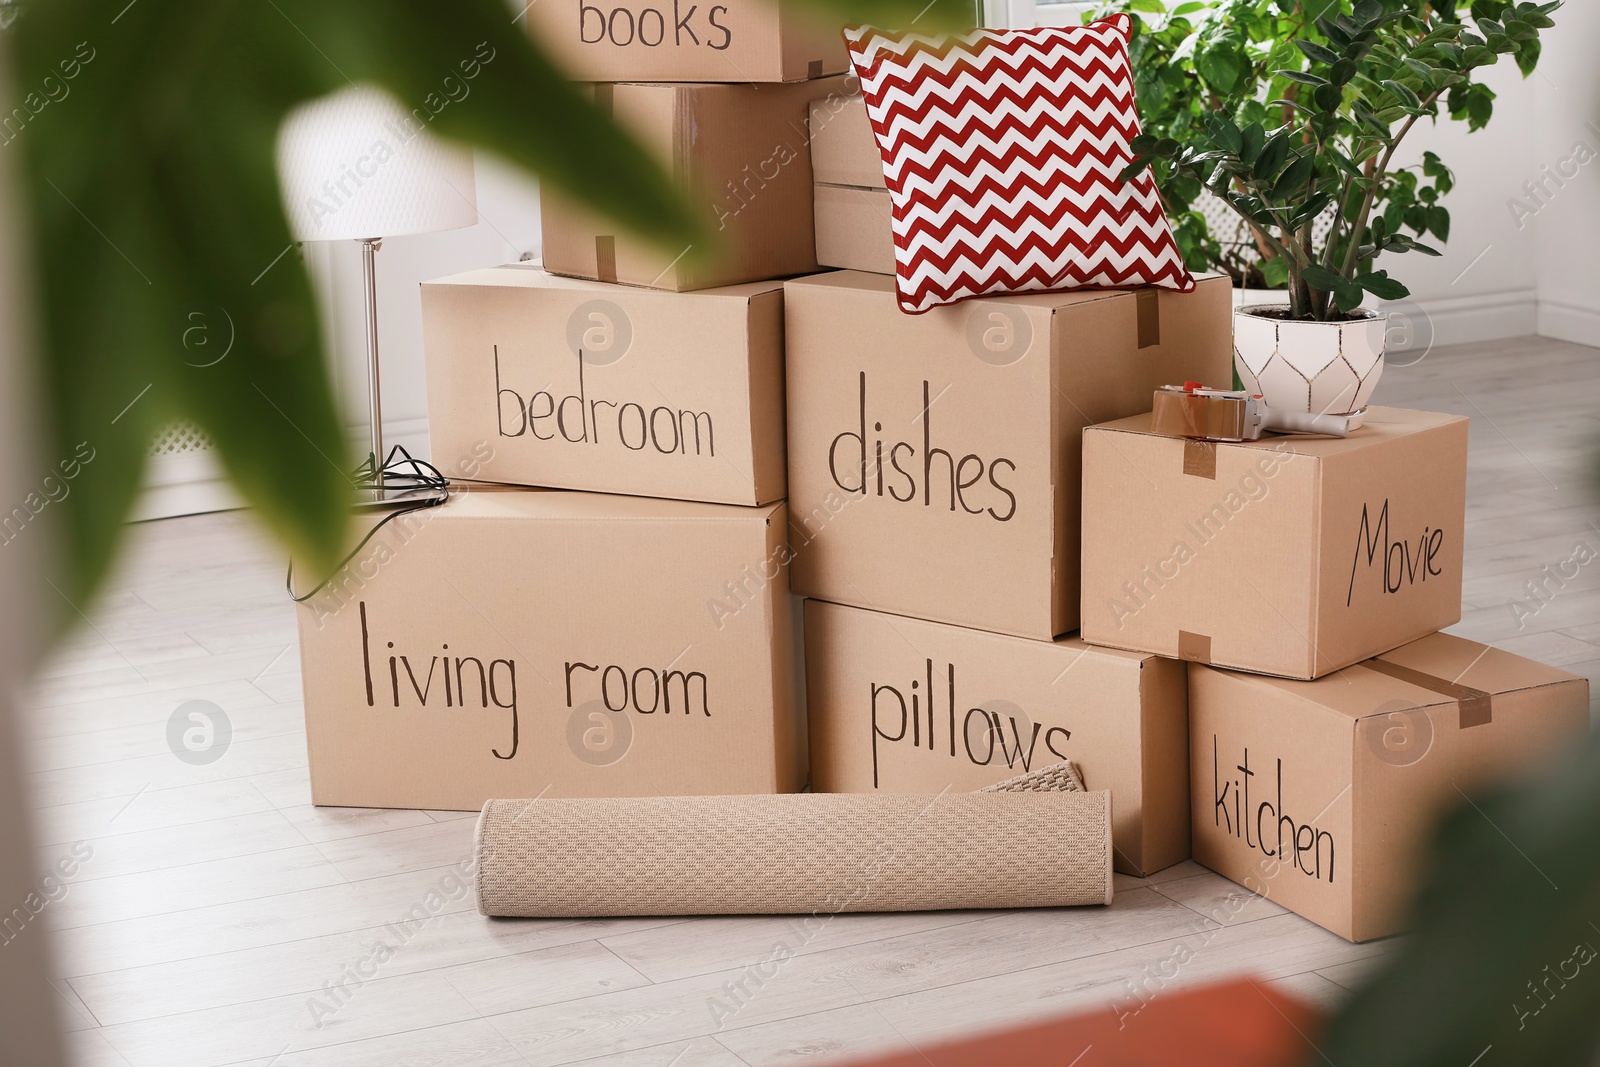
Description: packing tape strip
594,235,617,284
808,59,823,78
1136,289,1160,348
1177,630,1212,664
475,790,1112,917
1183,439,1217,480
1364,656,1494,728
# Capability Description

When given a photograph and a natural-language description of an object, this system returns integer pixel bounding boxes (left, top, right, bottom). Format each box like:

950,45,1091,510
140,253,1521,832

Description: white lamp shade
276,85,478,242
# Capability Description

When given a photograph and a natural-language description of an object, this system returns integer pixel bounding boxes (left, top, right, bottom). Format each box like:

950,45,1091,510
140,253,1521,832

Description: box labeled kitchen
1190,633,1588,941
784,269,1232,639
294,489,802,809
810,94,893,274
542,77,851,292
422,265,785,506
1080,406,1468,680
805,599,1190,876
525,0,849,83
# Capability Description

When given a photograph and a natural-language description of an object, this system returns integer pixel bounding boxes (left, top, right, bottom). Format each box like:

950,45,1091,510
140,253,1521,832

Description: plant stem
1337,97,1437,282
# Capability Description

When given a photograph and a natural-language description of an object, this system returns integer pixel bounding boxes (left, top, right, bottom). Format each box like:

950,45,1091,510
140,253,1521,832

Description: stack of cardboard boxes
293,39,1589,946
801,95,1588,942
293,10,855,806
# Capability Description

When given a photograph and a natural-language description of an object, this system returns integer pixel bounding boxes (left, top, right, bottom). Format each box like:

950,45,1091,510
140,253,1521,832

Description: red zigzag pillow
843,16,1195,314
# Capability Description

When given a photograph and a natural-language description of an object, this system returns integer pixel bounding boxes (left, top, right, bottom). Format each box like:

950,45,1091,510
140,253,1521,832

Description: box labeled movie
810,94,893,274
784,269,1232,639
804,599,1190,875
294,489,802,809
542,77,851,292
525,0,849,83
1080,406,1468,679
1190,633,1588,941
422,265,785,506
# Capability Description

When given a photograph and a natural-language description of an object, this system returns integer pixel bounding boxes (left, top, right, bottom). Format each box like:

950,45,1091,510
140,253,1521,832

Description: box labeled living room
293,489,802,810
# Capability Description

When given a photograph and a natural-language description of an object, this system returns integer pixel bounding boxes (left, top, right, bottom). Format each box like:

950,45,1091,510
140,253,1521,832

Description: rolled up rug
475,778,1111,918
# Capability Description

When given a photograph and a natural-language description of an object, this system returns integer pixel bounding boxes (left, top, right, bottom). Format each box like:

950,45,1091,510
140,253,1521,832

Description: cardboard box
525,0,849,83
294,489,802,809
541,77,851,292
421,265,785,506
784,270,1233,639
804,599,1190,875
1081,406,1469,680
809,95,894,274
809,93,881,188
814,184,894,275
1190,632,1589,941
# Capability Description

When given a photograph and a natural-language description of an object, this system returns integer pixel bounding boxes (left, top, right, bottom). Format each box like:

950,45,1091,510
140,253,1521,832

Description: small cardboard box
542,77,851,292
804,599,1190,875
1081,406,1469,679
809,94,894,274
294,489,802,809
422,265,785,506
784,269,1233,639
1190,633,1589,941
525,0,849,83
814,184,894,275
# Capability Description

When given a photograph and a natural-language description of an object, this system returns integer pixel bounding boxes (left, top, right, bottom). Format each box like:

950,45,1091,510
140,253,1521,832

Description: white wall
1532,0,1600,346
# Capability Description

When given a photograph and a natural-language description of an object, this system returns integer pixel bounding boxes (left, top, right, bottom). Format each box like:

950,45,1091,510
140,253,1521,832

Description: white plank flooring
21,334,1600,1066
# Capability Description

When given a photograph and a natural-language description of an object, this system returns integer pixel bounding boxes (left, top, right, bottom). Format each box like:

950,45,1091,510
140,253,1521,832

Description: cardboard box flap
1220,632,1584,724
430,487,782,526
792,269,1229,311
423,265,786,303
1096,406,1465,457
1369,631,1585,706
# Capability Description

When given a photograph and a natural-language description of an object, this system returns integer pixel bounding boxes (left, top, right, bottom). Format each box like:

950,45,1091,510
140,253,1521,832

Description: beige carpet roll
475,789,1112,917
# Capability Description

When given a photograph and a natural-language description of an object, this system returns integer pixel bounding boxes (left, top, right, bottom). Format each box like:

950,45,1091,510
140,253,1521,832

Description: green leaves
1318,739,1600,1066
1099,0,1558,318
1295,37,1341,65
12,0,695,606
1354,268,1408,300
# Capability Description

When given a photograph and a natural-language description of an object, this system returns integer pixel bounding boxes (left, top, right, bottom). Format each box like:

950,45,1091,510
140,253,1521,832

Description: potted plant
1112,0,1549,325
1123,0,1555,415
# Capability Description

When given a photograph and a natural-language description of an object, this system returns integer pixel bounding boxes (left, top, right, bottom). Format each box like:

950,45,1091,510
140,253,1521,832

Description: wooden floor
22,335,1600,1067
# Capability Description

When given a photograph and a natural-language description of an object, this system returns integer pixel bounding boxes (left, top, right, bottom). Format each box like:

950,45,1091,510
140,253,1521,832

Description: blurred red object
833,978,1321,1066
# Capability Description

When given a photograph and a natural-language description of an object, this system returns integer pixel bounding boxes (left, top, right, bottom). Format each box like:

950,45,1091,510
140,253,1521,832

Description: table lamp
277,84,478,505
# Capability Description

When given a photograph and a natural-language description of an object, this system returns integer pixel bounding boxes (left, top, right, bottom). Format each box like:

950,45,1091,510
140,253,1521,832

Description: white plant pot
1233,305,1387,417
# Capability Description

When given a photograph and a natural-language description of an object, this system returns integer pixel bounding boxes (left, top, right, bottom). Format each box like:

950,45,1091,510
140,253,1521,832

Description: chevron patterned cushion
843,16,1196,314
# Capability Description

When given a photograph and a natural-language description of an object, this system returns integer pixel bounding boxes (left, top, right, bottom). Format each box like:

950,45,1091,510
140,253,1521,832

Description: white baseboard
131,449,244,522
134,416,434,523
1537,299,1600,348
1383,289,1539,353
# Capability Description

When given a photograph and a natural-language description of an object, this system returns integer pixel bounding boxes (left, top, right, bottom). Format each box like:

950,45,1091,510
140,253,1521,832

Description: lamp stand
349,238,449,510
361,237,385,494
